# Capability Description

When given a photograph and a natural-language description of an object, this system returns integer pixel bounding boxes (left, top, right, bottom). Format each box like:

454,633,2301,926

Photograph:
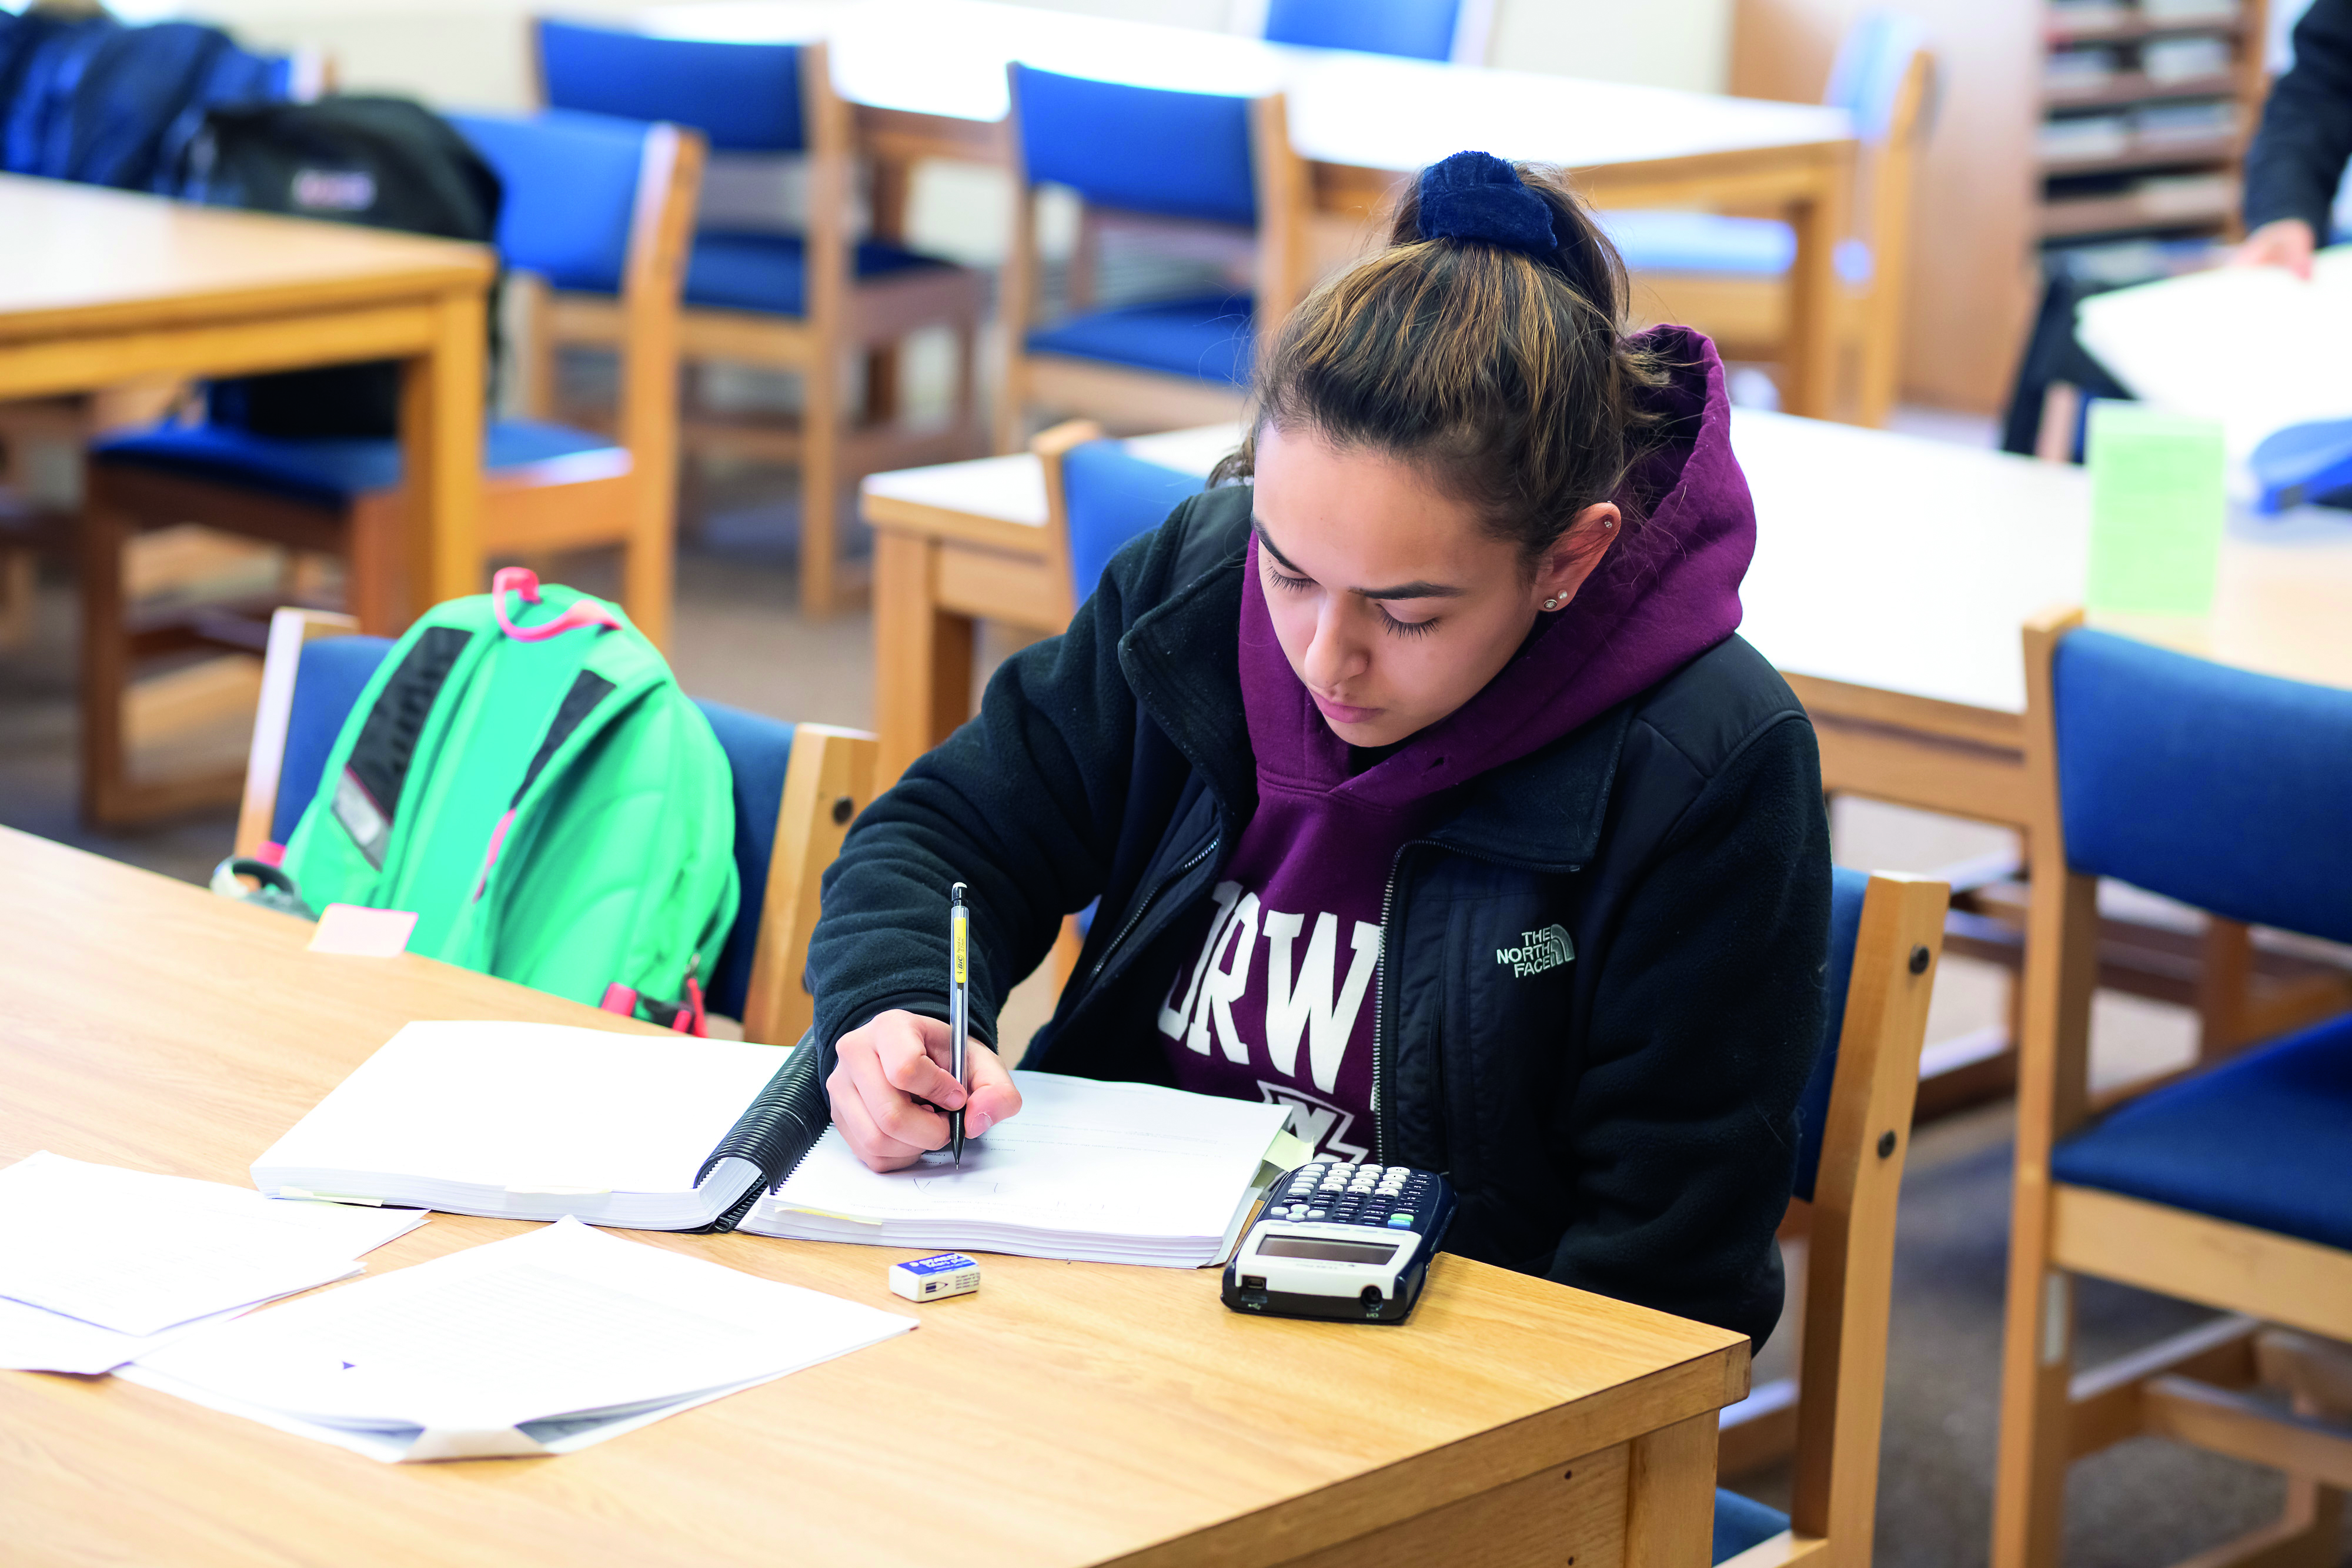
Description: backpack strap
492,567,623,641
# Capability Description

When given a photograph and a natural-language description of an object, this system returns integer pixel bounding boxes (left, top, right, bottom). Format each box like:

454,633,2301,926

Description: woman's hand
827,1008,1024,1172
2235,218,2317,279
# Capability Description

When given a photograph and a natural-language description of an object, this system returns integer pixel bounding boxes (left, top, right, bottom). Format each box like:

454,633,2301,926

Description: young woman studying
807,152,1830,1345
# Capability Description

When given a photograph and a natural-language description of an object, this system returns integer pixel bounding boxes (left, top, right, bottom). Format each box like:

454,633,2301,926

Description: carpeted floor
3,464,2344,1568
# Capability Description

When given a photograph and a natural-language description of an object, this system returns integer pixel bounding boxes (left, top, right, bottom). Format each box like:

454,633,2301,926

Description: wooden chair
1709,867,1948,1566
999,66,1312,452
1606,15,1935,428
78,109,703,828
1991,609,2352,1568
1247,0,1492,62
232,605,878,1047
534,22,989,618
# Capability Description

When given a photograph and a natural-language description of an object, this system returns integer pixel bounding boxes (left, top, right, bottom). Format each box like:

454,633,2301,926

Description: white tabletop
863,411,2352,713
643,0,1853,169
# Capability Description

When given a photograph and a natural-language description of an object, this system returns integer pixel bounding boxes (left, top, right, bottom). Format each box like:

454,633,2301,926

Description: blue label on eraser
903,1253,976,1275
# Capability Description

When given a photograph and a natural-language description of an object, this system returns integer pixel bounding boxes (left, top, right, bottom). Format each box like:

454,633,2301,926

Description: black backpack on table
183,97,503,439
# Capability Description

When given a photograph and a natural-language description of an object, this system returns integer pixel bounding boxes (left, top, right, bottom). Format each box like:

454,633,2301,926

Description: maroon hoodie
1153,334,1757,1162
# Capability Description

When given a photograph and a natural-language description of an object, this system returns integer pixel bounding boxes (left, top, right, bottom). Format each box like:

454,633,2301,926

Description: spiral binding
691,1037,829,1234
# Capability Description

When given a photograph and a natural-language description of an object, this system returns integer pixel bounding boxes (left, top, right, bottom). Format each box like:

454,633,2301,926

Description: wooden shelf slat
2049,14,2246,45
2044,69,2243,109
2039,133,2244,176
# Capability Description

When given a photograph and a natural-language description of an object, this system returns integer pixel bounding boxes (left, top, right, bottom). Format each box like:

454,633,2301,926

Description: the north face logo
1496,924,1573,978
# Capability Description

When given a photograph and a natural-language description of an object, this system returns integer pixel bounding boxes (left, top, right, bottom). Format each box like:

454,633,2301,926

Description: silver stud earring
1542,597,1561,611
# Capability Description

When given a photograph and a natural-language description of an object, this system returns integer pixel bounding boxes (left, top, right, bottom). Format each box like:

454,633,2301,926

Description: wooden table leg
405,285,486,621
1622,1412,1720,1567
874,528,975,788
1781,144,1853,423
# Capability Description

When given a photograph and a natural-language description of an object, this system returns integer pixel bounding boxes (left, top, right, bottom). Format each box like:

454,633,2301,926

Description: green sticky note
2085,401,2226,617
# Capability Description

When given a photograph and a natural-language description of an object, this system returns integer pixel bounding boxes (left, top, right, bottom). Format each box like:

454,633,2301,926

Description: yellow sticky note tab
2086,401,2226,617
1264,1128,1314,1172
308,904,418,957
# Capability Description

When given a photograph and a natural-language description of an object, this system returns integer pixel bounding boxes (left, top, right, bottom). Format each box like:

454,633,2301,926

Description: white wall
88,0,1731,110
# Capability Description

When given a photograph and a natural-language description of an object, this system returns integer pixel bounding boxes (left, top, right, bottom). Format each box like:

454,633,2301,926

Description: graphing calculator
1221,1161,1456,1325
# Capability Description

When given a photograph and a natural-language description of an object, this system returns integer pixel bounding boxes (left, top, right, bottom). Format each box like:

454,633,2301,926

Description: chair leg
1992,1256,2076,1568
800,353,842,620
0,547,35,651
345,493,402,637
76,495,133,827
993,352,1028,457
953,320,985,459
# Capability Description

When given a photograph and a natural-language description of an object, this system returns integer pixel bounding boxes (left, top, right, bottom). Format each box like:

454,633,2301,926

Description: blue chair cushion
447,109,653,292
2049,1013,2352,1251
2053,628,2352,947
1061,440,1202,602
692,700,795,1024
1027,296,1254,386
268,639,789,1027
1713,1488,1790,1562
537,19,804,152
1598,210,1875,287
1013,66,1258,228
683,232,950,317
1793,867,1868,1203
91,419,620,510
270,634,396,846
1262,0,1458,60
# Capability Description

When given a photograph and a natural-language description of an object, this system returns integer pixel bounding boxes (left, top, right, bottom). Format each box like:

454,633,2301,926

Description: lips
1311,691,1381,726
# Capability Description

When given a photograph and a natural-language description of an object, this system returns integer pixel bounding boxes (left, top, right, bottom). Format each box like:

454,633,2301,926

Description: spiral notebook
250,1022,827,1232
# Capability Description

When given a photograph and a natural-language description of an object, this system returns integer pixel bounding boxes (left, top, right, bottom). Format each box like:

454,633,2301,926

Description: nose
1301,597,1369,693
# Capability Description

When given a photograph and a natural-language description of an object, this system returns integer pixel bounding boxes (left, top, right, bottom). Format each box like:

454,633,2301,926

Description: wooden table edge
863,489,1050,554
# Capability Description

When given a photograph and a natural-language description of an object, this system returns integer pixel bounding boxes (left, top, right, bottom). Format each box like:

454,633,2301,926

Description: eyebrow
1252,520,1466,601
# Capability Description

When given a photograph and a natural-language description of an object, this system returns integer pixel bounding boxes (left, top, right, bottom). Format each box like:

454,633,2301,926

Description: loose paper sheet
0,1152,424,1339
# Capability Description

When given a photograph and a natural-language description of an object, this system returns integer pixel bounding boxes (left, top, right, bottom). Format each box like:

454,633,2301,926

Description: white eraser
888,1252,981,1302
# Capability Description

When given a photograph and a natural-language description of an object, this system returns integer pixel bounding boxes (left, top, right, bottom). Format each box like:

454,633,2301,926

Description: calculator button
1307,1208,1327,1219
1387,1213,1414,1227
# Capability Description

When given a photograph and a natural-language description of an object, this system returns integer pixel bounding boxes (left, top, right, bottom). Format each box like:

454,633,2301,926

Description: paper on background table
0,1151,426,1338
0,1295,253,1377
2086,401,2227,617
125,1217,917,1462
746,1071,1291,1264
2076,248,2352,469
309,903,418,957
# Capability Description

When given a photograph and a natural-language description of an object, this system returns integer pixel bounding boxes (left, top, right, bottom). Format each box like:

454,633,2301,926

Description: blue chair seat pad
1598,210,1873,289
681,232,949,317
2050,1013,2352,1251
1713,1488,1790,1562
91,419,618,510
1025,295,1254,386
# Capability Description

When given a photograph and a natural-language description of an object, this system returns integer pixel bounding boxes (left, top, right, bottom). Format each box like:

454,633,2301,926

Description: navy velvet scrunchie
1415,149,1558,258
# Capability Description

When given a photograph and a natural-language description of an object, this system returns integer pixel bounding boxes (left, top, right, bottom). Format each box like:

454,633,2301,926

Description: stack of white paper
250,1022,795,1229
2076,248,2352,467
0,1151,426,1374
122,1217,917,1461
742,1071,1291,1266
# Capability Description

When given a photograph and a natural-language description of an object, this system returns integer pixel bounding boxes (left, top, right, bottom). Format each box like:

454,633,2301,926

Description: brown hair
1211,161,1671,570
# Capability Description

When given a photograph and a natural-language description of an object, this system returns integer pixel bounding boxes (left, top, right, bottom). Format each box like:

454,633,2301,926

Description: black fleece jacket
808,487,1832,1348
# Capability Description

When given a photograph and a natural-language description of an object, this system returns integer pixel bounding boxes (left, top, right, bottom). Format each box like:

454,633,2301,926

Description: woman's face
1251,423,1618,749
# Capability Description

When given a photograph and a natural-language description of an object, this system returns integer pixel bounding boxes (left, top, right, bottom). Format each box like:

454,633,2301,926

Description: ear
1532,503,1621,611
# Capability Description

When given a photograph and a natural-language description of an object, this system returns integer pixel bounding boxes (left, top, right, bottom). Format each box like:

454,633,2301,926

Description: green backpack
278,570,739,1032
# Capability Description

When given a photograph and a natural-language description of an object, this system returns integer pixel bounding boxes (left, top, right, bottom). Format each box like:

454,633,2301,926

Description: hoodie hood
1238,325,1755,812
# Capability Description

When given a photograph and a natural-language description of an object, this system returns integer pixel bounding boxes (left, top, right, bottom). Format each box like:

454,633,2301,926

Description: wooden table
0,174,496,611
0,825,1747,1568
644,0,1857,417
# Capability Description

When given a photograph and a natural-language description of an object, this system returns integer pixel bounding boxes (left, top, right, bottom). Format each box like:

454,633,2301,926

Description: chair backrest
1756,867,1947,1560
1822,12,1931,145
2044,621,2352,948
1010,65,1260,229
1034,422,1206,620
235,606,876,1045
447,106,703,492
535,18,804,152
1260,0,1465,62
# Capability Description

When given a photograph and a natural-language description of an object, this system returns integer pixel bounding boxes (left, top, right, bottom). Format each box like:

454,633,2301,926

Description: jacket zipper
1370,840,1583,1169
1085,835,1220,991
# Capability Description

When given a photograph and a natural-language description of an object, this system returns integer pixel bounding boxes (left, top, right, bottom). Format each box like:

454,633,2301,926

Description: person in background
806,152,1830,1349
2238,0,2352,276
